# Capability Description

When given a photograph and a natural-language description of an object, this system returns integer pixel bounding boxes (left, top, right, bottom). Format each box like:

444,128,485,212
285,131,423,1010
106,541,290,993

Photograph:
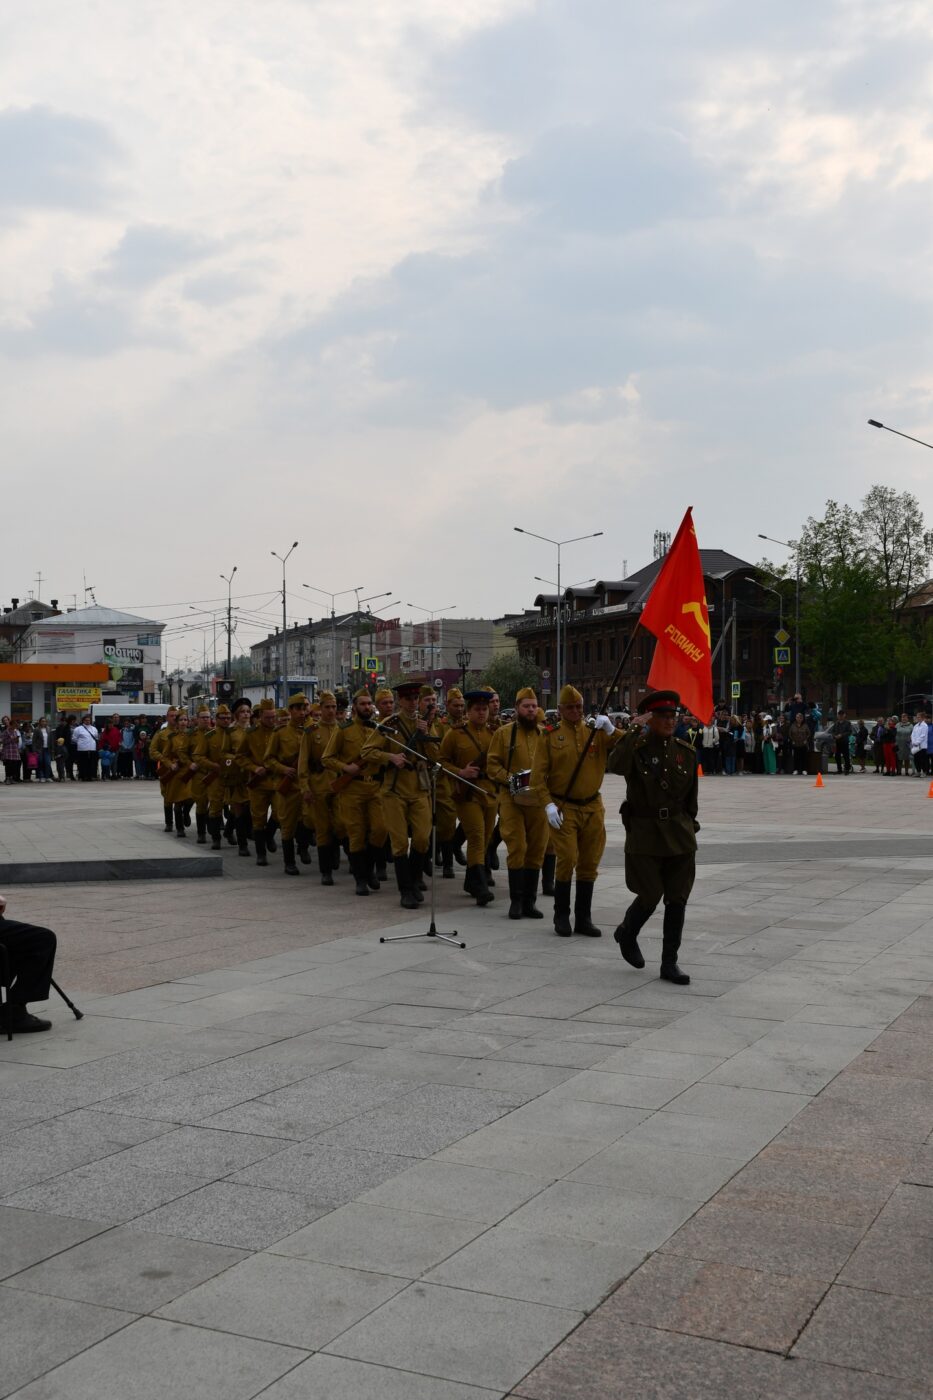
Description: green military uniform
606,689,698,984
323,690,387,895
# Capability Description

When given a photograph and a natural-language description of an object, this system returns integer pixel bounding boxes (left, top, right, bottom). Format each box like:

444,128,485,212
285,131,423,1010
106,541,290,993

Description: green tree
478,651,543,701
859,485,933,706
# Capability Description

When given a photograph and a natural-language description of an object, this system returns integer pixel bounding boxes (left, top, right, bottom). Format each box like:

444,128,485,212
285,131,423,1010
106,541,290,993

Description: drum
508,769,538,807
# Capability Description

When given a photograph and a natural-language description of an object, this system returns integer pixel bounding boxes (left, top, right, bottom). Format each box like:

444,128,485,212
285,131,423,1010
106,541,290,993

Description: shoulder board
674,738,695,752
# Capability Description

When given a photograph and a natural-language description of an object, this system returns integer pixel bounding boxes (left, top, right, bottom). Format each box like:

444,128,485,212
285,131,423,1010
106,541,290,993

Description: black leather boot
377,842,389,881
254,831,268,866
208,816,223,851
350,850,369,895
365,845,381,890
521,867,544,919
553,879,572,936
452,825,467,866
660,902,690,983
441,841,455,879
296,823,312,865
282,838,300,875
196,812,208,844
573,880,602,936
236,810,252,857
183,800,193,828
174,803,187,837
164,804,173,832
613,898,650,968
409,849,426,902
394,855,419,909
507,868,524,920
330,838,341,871
466,864,494,906
265,818,278,854
318,845,334,886
486,822,501,870
224,812,237,845
541,853,556,896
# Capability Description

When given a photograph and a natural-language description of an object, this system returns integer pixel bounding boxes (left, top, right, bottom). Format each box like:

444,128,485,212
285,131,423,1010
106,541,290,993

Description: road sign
541,669,551,680
774,646,791,665
730,681,741,700
433,678,443,689
56,685,102,710
775,627,790,645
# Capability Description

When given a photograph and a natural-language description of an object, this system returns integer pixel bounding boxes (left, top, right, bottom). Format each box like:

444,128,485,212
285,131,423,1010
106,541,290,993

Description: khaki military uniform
264,720,306,841
298,721,342,847
189,727,216,821
237,724,278,832
530,719,619,882
487,720,548,871
202,726,235,820
361,715,434,858
439,722,497,866
431,715,458,844
323,716,387,853
160,729,194,807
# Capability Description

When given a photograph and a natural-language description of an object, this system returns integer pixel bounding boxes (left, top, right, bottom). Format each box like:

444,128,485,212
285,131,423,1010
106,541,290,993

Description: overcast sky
3,0,931,669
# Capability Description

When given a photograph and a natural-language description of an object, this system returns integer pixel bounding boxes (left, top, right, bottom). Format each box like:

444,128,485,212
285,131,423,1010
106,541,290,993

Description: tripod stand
375,730,484,951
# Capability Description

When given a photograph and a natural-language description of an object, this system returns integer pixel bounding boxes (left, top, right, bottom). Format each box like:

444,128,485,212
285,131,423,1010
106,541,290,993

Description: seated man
0,893,58,1032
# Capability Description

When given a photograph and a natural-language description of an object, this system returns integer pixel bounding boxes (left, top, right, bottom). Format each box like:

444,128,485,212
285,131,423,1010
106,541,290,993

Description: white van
90,702,170,723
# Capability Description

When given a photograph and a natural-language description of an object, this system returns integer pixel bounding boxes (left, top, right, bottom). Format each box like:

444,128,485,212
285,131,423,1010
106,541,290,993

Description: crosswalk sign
774,646,791,665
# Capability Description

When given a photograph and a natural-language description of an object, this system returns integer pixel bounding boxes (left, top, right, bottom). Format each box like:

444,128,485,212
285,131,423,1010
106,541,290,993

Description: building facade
508,552,789,716
19,606,166,704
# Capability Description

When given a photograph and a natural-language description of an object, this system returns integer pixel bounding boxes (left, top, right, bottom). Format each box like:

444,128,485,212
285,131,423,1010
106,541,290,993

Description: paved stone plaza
1,774,932,1397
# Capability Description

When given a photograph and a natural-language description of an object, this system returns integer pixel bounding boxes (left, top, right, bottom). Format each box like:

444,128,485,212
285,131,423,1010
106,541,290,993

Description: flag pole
597,622,643,717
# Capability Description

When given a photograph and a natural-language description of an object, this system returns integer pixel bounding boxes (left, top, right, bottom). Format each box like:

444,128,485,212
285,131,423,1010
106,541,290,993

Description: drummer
487,687,549,920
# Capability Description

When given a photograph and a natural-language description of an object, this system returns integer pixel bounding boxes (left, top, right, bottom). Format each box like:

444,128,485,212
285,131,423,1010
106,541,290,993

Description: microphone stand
371,725,485,951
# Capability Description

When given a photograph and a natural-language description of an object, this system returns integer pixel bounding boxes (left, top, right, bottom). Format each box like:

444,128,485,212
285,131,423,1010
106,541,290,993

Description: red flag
640,507,714,722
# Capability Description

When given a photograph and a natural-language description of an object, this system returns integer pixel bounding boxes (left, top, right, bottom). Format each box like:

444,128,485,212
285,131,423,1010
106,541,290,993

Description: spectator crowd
1,713,158,784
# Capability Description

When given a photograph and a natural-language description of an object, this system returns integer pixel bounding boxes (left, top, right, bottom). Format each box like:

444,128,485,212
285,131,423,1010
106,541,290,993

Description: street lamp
534,578,595,700
219,565,237,679
514,527,603,694
353,589,392,689
407,602,456,681
304,583,363,693
271,542,298,706
745,577,785,704
868,420,933,451
758,534,800,694
456,643,472,690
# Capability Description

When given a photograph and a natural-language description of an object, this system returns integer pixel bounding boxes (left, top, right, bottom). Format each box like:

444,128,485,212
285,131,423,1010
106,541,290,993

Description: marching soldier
484,688,503,874
298,690,342,884
439,690,497,906
335,692,349,724
149,706,178,832
487,687,548,920
530,683,619,936
237,697,279,865
323,688,387,896
374,687,394,720
361,679,436,909
607,690,697,985
444,688,466,727
264,693,311,875
189,706,215,844
227,699,253,856
201,703,235,849
161,709,195,838
431,688,460,878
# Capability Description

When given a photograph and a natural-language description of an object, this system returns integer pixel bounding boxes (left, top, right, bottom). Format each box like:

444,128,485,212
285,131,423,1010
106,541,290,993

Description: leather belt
558,793,599,806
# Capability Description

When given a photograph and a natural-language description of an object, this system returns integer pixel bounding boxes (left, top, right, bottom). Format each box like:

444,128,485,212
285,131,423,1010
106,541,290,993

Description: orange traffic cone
813,772,824,789
697,764,704,778
927,780,933,799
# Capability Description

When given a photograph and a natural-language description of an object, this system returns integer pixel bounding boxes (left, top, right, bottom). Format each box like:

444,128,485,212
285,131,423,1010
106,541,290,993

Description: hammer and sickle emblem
682,600,711,645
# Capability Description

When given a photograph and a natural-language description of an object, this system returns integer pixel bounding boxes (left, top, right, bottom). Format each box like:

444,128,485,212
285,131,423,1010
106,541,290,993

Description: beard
517,713,538,731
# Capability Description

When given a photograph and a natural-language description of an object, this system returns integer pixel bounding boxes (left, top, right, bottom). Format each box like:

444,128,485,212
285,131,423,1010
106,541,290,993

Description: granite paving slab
268,1201,485,1276
0,1288,135,1396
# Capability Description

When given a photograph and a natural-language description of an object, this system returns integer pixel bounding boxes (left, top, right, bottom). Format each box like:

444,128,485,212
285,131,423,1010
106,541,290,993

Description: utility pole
271,543,298,706
220,566,237,679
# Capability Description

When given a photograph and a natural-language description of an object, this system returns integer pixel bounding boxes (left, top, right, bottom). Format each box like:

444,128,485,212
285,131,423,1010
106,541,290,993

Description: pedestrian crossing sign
730,681,741,699
774,646,791,665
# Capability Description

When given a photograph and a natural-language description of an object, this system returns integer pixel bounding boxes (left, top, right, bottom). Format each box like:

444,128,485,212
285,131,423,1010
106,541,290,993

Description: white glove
546,802,563,829
592,714,614,735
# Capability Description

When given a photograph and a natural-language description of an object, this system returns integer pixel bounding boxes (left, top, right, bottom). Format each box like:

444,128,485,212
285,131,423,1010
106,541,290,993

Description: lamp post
271,542,298,706
456,642,472,691
758,534,800,695
514,527,603,694
868,419,933,451
407,602,456,682
219,565,237,679
744,576,785,704
352,589,392,689
303,583,363,693
534,577,594,701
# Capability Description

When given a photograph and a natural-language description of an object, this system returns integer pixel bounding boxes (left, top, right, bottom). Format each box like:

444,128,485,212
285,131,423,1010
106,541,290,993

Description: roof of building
1,600,60,626
29,606,163,629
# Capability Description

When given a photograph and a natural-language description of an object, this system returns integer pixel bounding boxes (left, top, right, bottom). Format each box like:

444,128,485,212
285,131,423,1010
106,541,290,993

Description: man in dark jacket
832,710,853,775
